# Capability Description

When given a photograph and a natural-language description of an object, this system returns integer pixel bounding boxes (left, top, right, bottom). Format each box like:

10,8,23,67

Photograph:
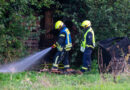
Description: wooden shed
98,37,130,75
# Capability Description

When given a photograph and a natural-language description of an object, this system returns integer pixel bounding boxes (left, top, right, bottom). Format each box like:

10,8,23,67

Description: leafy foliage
0,0,54,63
86,0,130,40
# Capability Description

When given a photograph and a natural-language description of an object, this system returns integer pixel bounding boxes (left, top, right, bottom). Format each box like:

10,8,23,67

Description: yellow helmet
55,20,64,30
81,20,91,28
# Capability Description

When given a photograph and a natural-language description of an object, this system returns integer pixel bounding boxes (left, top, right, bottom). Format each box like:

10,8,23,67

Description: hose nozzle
51,44,56,48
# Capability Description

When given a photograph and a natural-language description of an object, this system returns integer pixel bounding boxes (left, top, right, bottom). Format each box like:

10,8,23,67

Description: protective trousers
81,48,92,72
53,51,70,69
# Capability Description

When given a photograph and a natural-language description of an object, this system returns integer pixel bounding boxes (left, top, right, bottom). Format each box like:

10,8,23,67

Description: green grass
0,72,130,90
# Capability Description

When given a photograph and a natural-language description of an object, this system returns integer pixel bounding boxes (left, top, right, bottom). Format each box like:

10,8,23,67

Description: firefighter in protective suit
80,20,95,72
51,20,72,72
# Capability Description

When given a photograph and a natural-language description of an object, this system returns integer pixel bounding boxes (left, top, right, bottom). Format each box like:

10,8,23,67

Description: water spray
0,47,52,73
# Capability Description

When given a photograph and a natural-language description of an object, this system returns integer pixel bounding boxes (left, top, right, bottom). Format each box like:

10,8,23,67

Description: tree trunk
44,10,53,40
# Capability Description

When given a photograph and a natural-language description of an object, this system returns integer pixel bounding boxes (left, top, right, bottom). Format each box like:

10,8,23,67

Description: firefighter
51,20,72,72
80,20,95,72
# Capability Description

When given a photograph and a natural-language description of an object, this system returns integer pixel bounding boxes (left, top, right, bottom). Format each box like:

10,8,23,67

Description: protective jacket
81,27,95,52
56,26,72,51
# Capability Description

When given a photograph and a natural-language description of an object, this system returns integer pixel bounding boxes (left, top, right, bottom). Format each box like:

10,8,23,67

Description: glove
51,44,56,48
80,46,85,52
93,43,96,47
80,42,85,52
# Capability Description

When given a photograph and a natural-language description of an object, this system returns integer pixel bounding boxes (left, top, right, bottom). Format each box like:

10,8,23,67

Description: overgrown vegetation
0,72,130,90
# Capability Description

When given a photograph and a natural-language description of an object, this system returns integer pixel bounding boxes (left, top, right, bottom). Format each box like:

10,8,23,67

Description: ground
0,71,130,90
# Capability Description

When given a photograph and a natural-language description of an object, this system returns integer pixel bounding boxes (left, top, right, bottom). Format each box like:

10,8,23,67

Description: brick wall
24,16,41,53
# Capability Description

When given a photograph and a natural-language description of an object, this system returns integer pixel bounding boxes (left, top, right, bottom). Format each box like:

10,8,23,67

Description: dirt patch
40,68,82,75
